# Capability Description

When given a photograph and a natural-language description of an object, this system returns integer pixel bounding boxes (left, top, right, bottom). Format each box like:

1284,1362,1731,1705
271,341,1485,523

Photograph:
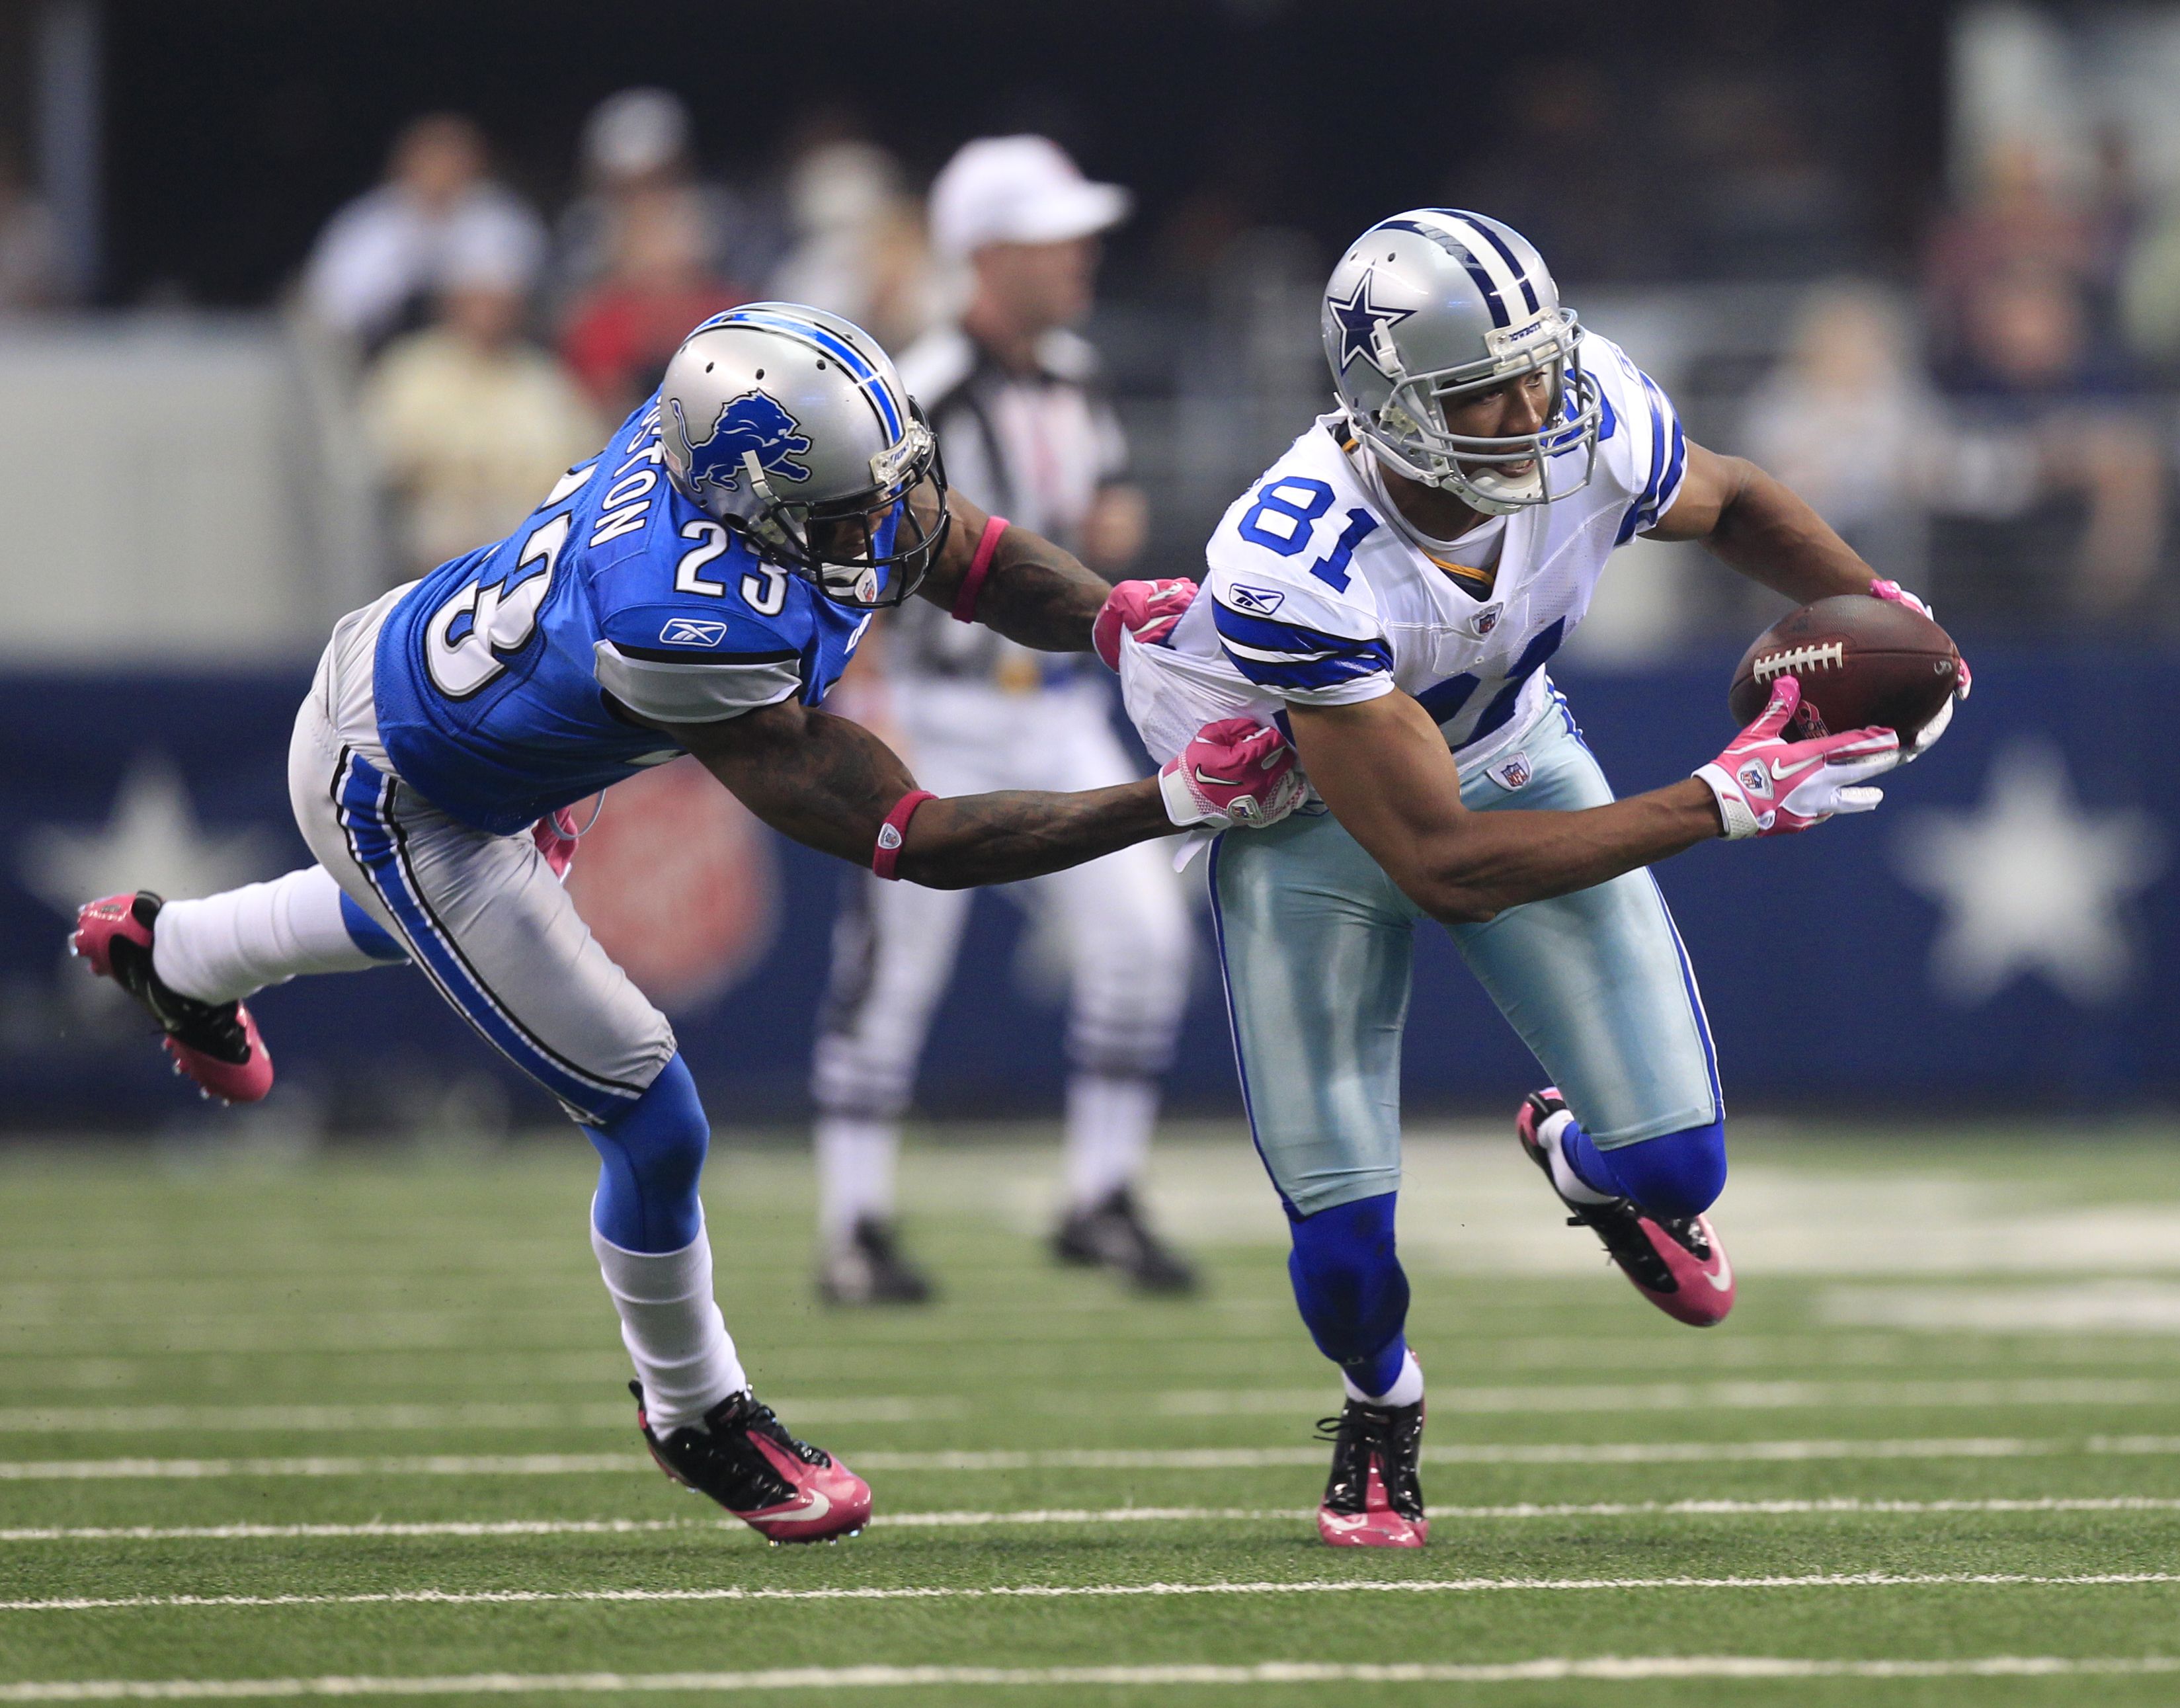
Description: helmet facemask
731,406,952,610
1352,307,1601,516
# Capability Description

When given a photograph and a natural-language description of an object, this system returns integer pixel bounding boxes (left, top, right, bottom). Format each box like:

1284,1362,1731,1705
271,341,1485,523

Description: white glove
1158,717,1307,831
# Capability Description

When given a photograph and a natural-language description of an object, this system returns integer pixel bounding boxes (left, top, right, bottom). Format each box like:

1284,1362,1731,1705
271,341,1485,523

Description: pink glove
1094,577,1198,671
530,809,582,880
1159,717,1307,831
1870,577,1972,702
1695,676,1901,839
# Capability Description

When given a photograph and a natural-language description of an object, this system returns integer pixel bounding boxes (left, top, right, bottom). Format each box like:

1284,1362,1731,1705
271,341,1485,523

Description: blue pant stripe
334,752,639,1119
1206,833,1299,1218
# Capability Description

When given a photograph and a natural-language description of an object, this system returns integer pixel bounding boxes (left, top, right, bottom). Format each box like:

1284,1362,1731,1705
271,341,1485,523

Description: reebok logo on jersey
658,618,729,647
1226,584,1286,616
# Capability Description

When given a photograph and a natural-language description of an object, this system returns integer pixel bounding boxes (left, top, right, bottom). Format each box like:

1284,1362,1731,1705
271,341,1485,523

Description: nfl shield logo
1471,603,1504,637
1486,752,1532,792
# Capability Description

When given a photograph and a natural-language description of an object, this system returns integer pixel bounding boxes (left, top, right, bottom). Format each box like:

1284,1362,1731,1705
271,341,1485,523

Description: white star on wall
19,754,286,920
1892,738,2167,1006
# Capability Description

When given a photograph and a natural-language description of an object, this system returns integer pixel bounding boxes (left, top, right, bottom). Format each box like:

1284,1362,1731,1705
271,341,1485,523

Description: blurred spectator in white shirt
0,140,67,312
551,88,768,316
1744,284,1941,570
769,134,936,352
303,114,545,352
360,236,602,581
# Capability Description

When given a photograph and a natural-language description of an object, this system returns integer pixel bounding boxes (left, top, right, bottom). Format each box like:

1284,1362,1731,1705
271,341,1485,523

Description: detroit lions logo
670,391,814,495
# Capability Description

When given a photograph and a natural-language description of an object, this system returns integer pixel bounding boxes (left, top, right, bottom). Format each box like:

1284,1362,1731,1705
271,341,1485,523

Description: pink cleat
71,893,274,1106
1314,1394,1428,1549
631,1382,871,1545
1517,1088,1734,1328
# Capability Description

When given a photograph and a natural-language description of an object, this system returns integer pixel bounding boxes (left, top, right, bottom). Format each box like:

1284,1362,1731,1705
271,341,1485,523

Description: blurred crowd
282,94,944,581
9,69,2180,631
1746,137,2176,627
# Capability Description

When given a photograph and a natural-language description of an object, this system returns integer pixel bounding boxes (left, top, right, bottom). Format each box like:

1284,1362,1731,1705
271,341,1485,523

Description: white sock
815,1114,900,1248
1540,1108,1615,1205
152,866,385,1004
590,1213,747,1434
1343,1348,1425,1408
1063,1073,1158,1209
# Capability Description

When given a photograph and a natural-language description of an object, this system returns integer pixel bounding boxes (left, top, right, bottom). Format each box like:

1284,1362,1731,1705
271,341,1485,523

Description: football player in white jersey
1111,210,1968,1549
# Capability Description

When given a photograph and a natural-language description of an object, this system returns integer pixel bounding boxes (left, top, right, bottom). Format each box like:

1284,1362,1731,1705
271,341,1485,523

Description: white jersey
1121,330,1685,772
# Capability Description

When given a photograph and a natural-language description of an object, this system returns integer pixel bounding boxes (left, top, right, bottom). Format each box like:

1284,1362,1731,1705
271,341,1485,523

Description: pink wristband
871,790,936,880
949,514,1010,623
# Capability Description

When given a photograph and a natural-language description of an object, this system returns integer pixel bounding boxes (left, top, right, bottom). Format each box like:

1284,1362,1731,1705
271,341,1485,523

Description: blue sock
1287,1193,1410,1399
339,892,409,963
1561,1116,1727,1221
586,1053,709,1252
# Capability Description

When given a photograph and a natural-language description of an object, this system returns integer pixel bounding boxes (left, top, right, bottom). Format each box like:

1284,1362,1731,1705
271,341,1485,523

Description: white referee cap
928,136,1131,258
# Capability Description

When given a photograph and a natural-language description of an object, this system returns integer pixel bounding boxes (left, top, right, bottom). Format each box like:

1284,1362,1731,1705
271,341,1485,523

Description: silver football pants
1208,692,1721,1217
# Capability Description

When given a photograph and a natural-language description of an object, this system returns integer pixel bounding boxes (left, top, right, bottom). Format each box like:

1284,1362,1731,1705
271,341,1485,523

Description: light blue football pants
1207,694,1720,1217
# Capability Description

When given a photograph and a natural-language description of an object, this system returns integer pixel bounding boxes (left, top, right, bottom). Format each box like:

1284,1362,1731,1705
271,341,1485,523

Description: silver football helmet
1322,209,1601,515
660,303,948,609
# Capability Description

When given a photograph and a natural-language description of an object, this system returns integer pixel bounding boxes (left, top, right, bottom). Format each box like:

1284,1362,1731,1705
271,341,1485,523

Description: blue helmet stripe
1377,218,1510,328
1439,210,1543,316
711,309,905,440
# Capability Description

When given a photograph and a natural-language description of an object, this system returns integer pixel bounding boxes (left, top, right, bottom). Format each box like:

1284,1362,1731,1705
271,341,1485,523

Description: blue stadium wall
1,644,2170,1131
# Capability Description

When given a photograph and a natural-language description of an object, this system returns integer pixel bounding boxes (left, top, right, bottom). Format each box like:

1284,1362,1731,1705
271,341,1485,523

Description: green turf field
3,1121,2178,1705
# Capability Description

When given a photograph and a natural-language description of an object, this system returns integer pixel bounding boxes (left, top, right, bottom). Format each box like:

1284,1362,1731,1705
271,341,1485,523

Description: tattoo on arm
914,487,1112,652
661,698,1172,889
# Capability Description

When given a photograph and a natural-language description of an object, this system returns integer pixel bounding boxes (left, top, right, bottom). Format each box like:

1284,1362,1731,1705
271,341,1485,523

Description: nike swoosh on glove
1695,675,1902,839
1869,578,1971,757
1094,578,1198,671
1159,717,1307,831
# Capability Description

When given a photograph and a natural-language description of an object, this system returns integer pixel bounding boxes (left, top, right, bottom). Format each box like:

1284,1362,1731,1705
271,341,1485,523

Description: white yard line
5,1572,2179,1614
9,1436,2180,1479
0,1399,956,1433
1,1656,2177,1699
5,1496,2179,1543
1146,1378,2180,1415
4,1379,2176,1435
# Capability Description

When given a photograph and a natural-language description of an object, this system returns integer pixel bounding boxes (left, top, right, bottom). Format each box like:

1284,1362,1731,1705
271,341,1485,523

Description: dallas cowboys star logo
1327,268,1416,376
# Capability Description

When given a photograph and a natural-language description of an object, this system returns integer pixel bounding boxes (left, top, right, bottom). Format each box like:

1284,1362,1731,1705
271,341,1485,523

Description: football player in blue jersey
71,304,1304,1545
1115,212,1970,1547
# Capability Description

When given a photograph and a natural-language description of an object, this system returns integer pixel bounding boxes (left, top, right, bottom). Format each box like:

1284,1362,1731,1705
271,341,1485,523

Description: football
1728,593,1962,745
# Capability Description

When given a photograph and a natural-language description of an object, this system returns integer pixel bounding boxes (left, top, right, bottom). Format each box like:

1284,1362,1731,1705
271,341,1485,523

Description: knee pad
587,1053,709,1252
1582,1118,1726,1221
1286,1192,1410,1375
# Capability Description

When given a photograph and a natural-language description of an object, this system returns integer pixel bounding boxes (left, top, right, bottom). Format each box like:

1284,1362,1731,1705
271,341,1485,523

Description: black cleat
72,891,273,1104
1516,1087,1735,1327
817,1217,935,1306
1052,1184,1198,1293
1314,1393,1428,1547
631,1381,871,1543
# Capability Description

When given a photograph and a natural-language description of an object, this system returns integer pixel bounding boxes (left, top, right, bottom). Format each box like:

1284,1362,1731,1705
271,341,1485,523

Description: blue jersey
373,399,870,834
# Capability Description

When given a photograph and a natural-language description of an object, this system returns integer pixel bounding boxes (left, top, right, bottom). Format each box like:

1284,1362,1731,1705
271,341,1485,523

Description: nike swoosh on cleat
754,1488,832,1525
1703,1242,1735,1292
1318,1511,1371,1532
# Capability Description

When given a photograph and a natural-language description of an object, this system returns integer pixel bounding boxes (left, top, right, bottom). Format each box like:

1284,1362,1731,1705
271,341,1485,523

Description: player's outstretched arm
1290,694,1722,925
661,700,1298,890
913,489,1114,653
1649,440,1876,605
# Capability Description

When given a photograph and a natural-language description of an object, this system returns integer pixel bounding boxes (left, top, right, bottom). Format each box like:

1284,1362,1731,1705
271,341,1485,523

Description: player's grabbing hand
1868,578,1972,758
1695,676,1902,838
1159,717,1305,830
1093,577,1198,671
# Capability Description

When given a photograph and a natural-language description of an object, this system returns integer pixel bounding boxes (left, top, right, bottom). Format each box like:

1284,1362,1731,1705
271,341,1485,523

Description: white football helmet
660,303,948,609
1322,209,1601,514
